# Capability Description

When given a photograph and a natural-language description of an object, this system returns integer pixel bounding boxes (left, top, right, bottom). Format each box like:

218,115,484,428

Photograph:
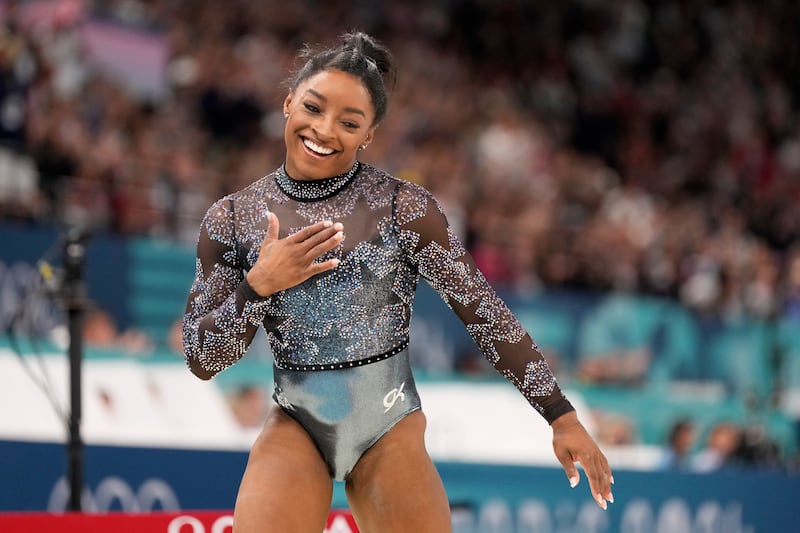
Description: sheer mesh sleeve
395,182,574,423
182,198,268,379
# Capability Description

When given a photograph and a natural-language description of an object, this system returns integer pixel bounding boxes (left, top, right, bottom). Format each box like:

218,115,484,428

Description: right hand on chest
246,212,344,296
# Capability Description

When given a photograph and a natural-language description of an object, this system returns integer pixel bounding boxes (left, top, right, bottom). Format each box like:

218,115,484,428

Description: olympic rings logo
48,476,180,512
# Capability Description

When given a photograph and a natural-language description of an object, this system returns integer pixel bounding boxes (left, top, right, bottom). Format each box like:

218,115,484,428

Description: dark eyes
302,102,359,129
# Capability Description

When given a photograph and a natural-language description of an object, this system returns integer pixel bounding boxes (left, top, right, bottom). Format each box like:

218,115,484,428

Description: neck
275,161,360,202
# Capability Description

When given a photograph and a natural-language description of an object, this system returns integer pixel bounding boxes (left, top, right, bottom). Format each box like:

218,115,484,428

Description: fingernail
608,492,614,504
335,231,344,240
597,495,607,510
333,222,344,231
331,258,340,267
569,476,578,488
323,220,333,227
610,475,615,485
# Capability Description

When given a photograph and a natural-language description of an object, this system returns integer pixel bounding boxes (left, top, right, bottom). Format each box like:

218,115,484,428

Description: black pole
63,228,88,512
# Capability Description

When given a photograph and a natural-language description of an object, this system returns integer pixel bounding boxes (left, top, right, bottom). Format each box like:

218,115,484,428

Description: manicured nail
332,222,344,231
323,220,333,227
569,476,579,488
610,475,615,485
597,495,607,510
331,258,340,267
608,492,614,504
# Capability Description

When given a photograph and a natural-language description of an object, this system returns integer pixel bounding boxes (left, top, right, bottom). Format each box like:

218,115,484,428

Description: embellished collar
275,162,360,202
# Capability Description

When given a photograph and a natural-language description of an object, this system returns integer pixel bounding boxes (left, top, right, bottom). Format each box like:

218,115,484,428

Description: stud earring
359,144,367,151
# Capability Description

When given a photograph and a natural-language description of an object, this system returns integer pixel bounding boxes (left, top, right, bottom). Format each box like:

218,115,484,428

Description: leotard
183,162,574,480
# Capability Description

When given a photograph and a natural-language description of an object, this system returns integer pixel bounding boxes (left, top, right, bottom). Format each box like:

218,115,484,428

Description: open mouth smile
302,137,336,156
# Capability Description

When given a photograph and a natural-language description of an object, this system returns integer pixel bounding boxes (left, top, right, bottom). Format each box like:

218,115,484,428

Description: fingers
553,421,614,511
273,218,344,259
266,211,279,242
287,219,339,245
554,446,580,489
562,455,613,510
301,223,344,259
582,453,614,510
307,229,345,260
259,216,344,257
252,216,344,288
306,257,341,277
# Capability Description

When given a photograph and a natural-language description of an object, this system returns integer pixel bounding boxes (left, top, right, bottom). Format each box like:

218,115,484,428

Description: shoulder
394,178,443,223
228,171,277,204
208,170,278,215
358,163,419,189
359,165,445,226
202,170,276,226
359,163,435,202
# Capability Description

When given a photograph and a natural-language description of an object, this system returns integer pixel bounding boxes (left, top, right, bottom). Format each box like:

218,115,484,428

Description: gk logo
383,382,406,413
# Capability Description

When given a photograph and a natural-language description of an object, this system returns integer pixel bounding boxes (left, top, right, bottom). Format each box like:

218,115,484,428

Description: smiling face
283,69,376,181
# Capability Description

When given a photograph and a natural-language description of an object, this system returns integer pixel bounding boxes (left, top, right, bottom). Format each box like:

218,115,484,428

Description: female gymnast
183,30,614,532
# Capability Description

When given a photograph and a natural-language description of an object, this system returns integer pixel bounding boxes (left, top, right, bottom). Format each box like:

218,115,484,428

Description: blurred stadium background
0,0,799,531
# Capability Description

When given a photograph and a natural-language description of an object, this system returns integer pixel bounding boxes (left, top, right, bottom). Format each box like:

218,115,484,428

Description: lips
302,137,336,156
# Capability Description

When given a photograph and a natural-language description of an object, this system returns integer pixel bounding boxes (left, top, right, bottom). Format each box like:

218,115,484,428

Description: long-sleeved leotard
183,162,573,424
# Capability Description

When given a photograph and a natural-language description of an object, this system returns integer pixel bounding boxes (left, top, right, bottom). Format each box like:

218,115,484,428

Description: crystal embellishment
275,162,360,202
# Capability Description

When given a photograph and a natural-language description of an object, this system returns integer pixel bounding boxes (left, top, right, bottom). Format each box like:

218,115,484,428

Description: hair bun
341,31,396,90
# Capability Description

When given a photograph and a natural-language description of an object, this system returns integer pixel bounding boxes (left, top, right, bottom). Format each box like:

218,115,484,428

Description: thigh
233,406,333,533
345,410,452,533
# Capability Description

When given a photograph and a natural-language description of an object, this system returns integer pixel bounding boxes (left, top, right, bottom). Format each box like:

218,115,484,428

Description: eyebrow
305,89,367,118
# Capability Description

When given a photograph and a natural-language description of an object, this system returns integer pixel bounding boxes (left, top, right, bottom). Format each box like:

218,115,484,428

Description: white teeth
303,138,334,155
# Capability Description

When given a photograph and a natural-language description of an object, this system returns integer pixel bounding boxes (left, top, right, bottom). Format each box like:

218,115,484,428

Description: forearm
183,279,266,379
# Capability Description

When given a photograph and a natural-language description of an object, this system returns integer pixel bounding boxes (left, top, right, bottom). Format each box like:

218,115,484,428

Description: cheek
284,117,302,141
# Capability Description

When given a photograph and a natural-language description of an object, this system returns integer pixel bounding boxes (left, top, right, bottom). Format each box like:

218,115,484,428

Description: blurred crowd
0,0,799,323
656,417,792,472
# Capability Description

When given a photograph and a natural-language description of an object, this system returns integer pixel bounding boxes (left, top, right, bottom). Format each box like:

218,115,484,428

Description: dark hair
667,419,694,445
286,31,397,125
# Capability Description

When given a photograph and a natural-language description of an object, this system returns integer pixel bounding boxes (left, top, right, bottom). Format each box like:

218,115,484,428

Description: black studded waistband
274,340,409,372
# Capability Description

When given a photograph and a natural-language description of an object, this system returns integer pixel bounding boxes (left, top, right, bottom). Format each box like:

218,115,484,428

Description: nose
311,114,335,141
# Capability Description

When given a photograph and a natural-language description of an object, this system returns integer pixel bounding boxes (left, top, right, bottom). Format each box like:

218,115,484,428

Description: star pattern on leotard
262,213,408,366
183,164,571,421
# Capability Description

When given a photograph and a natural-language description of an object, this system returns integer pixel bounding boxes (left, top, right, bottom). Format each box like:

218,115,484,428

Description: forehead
296,69,374,115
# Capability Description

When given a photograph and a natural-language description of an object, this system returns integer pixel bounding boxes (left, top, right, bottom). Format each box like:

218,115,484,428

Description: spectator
0,1,798,471
227,385,268,430
657,418,697,471
0,0,795,312
83,305,153,355
735,423,782,470
691,421,742,473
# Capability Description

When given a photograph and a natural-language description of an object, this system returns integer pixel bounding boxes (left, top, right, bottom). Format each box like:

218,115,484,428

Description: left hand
551,411,614,510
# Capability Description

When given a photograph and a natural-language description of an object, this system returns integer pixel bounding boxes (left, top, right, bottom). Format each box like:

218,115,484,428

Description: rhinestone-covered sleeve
182,198,266,379
396,183,574,423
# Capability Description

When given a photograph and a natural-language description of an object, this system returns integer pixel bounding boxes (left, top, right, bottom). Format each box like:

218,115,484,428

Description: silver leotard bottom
272,348,420,481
